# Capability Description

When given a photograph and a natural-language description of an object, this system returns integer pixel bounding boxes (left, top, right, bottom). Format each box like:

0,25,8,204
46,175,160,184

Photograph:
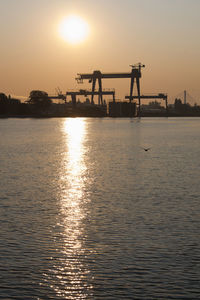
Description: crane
125,93,168,116
66,89,115,107
76,64,145,115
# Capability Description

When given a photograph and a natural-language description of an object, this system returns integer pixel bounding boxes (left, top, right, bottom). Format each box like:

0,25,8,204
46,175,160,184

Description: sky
0,0,200,104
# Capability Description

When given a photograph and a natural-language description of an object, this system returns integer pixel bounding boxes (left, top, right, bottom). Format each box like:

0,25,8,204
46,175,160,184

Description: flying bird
141,147,151,151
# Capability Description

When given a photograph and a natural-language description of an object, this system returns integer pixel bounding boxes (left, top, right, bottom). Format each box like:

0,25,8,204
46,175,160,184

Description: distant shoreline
1,114,200,119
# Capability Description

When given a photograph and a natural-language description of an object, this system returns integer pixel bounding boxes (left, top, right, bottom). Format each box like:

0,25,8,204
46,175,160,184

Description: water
0,117,200,299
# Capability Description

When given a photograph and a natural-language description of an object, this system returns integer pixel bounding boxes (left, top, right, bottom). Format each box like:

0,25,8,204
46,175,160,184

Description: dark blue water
0,117,200,299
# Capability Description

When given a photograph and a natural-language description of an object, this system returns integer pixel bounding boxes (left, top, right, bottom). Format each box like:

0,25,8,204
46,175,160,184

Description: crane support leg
113,93,115,103
130,76,135,103
98,78,103,105
91,78,96,105
136,77,141,117
71,94,76,108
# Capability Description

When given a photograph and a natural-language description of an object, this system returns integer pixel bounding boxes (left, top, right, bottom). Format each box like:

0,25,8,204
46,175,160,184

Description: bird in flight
141,147,151,151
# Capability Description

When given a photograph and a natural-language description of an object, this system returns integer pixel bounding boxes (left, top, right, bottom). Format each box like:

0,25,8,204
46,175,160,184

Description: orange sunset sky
1,0,200,104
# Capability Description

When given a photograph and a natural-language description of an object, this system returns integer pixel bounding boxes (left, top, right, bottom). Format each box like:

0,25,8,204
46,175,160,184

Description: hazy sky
1,0,200,103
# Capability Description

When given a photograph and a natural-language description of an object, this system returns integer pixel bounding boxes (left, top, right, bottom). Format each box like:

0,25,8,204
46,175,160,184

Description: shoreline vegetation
1,91,200,118
1,114,200,119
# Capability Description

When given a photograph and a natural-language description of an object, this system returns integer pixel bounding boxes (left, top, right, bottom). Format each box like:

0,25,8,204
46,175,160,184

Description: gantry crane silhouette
66,89,115,107
125,93,168,115
76,63,145,115
48,87,67,103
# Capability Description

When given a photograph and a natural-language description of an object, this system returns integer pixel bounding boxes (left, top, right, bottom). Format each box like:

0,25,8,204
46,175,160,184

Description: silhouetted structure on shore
170,98,200,116
125,93,168,116
0,90,108,117
76,63,144,115
109,101,136,117
1,74,200,118
66,89,115,108
0,93,25,115
1,90,200,118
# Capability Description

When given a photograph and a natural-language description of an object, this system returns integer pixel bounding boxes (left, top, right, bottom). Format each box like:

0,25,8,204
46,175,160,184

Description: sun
59,15,89,44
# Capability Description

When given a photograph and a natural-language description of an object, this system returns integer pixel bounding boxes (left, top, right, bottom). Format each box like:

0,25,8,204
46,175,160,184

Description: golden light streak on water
52,118,92,299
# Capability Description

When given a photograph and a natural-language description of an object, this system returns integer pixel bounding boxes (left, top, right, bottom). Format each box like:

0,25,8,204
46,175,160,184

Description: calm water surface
0,117,200,299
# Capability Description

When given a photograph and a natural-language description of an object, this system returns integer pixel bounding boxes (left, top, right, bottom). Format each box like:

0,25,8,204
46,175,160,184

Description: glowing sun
59,15,89,44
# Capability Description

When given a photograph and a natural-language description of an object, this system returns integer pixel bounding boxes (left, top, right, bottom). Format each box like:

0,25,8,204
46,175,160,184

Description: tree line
0,91,52,116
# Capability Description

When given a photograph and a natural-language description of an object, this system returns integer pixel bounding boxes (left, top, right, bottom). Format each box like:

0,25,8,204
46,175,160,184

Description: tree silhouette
28,90,52,113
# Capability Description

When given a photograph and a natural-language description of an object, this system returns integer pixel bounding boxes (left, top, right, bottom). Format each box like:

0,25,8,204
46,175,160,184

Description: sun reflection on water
52,118,92,299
